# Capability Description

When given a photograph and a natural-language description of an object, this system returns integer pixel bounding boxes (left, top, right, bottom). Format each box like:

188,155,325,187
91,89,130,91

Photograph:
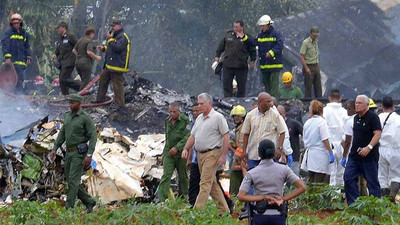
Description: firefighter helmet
230,105,246,117
10,13,22,22
257,15,274,26
282,72,293,83
369,98,377,109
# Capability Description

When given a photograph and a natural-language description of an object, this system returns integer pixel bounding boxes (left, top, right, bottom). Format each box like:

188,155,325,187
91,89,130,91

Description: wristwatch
87,154,92,157
367,144,373,150
183,148,188,152
278,147,283,151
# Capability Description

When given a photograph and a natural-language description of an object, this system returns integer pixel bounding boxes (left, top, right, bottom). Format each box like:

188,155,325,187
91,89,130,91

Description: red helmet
34,76,44,85
51,78,60,87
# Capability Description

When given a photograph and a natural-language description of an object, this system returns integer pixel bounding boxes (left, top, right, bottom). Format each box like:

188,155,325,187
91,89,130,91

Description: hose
49,95,113,108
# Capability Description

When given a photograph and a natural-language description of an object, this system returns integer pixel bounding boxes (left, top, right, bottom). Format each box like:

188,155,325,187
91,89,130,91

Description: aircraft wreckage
1,75,398,207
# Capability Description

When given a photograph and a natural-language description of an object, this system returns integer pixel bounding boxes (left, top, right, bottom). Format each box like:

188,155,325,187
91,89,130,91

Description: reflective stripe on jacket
105,29,130,73
242,26,284,72
1,26,31,67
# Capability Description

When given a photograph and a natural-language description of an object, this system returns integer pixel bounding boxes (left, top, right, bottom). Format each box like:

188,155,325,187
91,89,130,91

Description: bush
330,196,400,224
290,183,345,211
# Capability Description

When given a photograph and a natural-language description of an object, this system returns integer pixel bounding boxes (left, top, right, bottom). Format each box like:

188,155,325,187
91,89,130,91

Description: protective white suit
378,112,400,189
323,102,347,186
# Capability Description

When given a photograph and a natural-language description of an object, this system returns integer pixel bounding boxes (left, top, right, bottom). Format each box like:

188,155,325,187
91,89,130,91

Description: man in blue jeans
343,95,382,205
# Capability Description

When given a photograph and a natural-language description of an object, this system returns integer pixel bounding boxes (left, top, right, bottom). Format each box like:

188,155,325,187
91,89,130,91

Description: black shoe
86,203,96,213
238,210,249,220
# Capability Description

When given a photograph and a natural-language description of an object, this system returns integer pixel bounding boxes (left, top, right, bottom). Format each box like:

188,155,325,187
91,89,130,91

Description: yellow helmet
230,105,246,116
282,72,293,83
369,98,377,109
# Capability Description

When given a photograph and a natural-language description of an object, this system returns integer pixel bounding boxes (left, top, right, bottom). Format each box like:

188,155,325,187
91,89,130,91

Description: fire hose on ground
49,74,113,108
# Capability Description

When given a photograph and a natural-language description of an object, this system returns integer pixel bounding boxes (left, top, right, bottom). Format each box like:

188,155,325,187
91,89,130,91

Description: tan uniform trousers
195,148,229,214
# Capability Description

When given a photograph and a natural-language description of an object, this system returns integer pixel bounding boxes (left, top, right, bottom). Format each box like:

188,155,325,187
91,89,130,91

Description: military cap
56,21,68,29
110,19,122,26
68,94,83,103
310,26,319,35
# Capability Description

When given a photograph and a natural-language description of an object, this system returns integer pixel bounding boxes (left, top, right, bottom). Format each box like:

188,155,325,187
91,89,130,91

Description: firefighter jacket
1,25,31,67
215,30,256,68
55,32,77,68
242,26,284,72
104,28,130,73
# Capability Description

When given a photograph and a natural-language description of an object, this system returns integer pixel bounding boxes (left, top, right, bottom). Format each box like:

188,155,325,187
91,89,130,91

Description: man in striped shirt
242,92,286,170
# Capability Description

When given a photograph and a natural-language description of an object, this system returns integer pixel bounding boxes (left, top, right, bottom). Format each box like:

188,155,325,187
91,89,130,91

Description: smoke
0,91,45,138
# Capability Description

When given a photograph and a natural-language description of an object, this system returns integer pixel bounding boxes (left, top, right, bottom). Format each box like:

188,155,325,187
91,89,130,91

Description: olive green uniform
53,109,97,208
300,36,321,98
279,85,303,99
158,114,190,202
74,36,95,90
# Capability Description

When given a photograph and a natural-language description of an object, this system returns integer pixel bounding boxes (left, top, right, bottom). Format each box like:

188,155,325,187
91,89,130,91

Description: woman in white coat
302,100,335,183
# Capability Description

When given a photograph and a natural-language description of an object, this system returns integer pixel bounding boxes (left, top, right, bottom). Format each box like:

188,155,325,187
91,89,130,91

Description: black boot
381,188,390,197
389,182,400,202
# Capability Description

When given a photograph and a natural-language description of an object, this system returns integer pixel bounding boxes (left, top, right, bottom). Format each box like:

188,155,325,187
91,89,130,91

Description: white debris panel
86,128,165,203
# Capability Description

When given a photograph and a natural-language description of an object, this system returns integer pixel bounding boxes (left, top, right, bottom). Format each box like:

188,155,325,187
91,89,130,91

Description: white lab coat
302,115,331,174
378,112,400,188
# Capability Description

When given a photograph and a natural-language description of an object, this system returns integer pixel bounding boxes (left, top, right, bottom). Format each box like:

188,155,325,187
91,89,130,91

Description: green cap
110,19,122,26
68,94,83,103
56,21,68,29
310,26,319,35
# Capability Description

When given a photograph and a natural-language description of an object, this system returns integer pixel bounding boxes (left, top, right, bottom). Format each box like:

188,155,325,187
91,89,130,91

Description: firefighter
94,19,131,108
229,105,247,196
1,13,32,93
241,15,284,98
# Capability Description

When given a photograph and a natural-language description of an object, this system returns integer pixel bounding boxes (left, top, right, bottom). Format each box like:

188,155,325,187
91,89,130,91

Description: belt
66,146,77,152
198,146,221,154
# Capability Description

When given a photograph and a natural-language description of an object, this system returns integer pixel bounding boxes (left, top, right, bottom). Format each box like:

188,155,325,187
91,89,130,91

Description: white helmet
257,15,274,26
10,13,22,22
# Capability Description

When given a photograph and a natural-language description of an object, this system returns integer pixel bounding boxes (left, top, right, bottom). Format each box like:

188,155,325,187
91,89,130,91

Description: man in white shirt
181,93,230,214
323,89,347,186
377,96,400,202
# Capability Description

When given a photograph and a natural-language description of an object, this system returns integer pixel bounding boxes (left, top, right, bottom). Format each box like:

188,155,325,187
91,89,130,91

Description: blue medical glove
287,154,293,167
329,152,335,164
341,158,346,168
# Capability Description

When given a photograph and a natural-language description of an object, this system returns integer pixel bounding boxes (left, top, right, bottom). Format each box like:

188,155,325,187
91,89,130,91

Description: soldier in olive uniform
51,94,97,212
73,26,101,90
158,101,190,202
52,21,80,95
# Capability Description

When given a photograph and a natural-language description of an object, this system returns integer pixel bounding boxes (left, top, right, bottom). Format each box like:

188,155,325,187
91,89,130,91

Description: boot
381,188,390,197
389,182,400,203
